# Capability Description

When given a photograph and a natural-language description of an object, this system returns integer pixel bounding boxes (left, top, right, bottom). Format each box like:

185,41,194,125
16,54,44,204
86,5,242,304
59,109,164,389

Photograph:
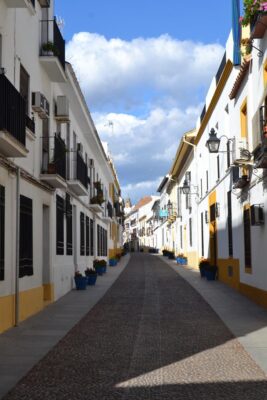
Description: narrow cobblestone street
3,254,267,400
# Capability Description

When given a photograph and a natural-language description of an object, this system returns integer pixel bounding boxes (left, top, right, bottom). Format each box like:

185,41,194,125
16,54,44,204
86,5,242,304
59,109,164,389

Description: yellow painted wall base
43,284,54,302
239,283,267,309
109,248,122,258
0,295,14,334
217,258,240,291
19,286,44,322
0,286,46,334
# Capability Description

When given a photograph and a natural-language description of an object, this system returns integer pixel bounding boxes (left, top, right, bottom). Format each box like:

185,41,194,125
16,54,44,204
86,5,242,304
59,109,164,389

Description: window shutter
19,195,33,277
0,185,5,280
56,195,64,255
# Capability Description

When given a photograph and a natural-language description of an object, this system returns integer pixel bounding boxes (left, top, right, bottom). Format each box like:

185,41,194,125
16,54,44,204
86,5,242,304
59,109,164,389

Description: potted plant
85,268,97,285
42,41,60,56
168,251,175,260
93,259,107,275
74,271,87,290
91,194,105,205
109,257,117,267
176,253,184,264
199,258,210,278
205,264,218,281
240,0,267,27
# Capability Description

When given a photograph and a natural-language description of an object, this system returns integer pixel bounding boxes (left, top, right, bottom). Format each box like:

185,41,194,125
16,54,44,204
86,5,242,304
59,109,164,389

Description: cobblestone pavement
3,254,267,399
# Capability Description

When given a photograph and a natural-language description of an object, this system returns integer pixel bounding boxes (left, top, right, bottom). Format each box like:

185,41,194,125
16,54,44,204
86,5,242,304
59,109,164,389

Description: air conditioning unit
32,92,49,118
251,204,264,226
232,138,251,165
55,96,69,121
77,143,83,154
89,158,94,168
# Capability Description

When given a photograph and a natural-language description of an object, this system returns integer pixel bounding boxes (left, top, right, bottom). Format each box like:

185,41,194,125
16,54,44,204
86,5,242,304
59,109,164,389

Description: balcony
0,74,28,158
25,115,35,138
39,19,66,82
40,134,67,189
89,183,104,213
67,151,88,196
251,12,267,39
5,0,35,13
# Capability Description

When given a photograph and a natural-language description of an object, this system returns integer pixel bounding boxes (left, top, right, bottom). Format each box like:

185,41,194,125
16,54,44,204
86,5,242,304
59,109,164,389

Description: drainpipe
15,167,20,326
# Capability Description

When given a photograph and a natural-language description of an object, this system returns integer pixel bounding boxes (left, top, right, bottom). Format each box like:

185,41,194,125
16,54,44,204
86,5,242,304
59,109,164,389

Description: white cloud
66,31,225,202
66,32,224,110
121,177,163,202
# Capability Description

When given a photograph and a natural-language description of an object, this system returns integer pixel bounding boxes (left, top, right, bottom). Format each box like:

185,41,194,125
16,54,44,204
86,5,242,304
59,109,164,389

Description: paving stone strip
3,254,267,399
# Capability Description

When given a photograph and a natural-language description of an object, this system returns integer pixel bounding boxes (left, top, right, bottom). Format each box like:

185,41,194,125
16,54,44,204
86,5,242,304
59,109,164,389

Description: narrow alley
2,254,267,400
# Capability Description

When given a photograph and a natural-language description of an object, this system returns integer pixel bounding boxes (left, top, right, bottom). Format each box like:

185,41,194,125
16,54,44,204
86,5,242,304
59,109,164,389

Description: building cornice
195,59,233,145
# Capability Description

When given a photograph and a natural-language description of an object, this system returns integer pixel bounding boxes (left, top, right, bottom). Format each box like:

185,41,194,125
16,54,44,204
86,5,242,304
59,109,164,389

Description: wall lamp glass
206,128,221,153
181,179,198,196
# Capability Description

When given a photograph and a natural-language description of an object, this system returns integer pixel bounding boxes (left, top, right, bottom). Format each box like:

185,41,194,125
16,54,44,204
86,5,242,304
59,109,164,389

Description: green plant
93,259,107,268
91,195,105,205
199,258,210,268
42,41,60,56
241,38,252,55
240,0,267,27
75,270,82,277
85,267,96,276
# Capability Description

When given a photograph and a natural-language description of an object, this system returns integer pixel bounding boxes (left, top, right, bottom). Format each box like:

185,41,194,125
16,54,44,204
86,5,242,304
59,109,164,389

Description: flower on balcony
91,194,105,205
240,38,252,55
241,0,267,26
42,41,60,57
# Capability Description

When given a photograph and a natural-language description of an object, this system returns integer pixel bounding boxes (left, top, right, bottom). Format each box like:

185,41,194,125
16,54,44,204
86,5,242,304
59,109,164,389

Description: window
97,225,100,256
217,155,220,181
20,65,30,115
227,141,231,169
0,34,2,68
90,218,94,256
80,212,85,255
201,212,204,257
56,195,64,255
177,187,181,217
0,185,5,280
86,216,89,256
227,191,233,257
180,226,183,249
243,207,252,269
206,170,209,192
19,195,33,277
189,218,192,247
66,194,72,256
200,179,203,198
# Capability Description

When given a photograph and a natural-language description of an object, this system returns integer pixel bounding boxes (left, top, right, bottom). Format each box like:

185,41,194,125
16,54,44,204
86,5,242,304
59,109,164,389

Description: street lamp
167,200,172,215
181,179,190,195
206,128,221,153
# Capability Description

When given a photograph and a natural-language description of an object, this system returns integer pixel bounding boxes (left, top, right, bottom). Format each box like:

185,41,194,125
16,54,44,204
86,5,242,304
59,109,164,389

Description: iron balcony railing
0,74,26,146
25,115,35,134
40,18,65,71
42,134,66,179
68,151,88,189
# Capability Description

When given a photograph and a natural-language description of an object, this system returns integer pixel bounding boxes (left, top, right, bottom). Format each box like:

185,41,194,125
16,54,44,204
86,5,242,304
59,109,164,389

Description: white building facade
0,0,123,333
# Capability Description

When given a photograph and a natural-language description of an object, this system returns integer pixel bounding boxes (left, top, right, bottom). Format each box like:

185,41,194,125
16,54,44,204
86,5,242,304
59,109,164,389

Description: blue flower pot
109,259,117,267
176,257,181,264
199,268,206,278
74,276,87,290
205,270,216,281
87,275,97,286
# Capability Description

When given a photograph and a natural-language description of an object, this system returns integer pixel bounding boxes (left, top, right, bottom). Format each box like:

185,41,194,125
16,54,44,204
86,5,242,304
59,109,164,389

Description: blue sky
55,1,239,203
